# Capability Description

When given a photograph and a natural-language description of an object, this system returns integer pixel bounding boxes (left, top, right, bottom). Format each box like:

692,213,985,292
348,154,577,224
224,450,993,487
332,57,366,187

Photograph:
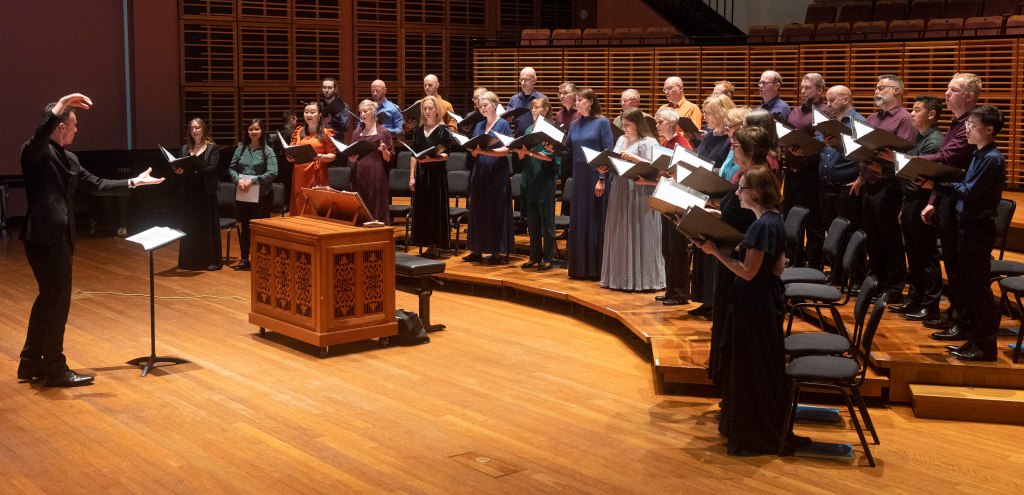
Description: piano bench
395,253,446,332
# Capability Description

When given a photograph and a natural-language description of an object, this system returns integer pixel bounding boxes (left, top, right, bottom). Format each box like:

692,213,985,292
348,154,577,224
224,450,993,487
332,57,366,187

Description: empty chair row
521,27,686,47
749,15,1024,43
805,0,1023,25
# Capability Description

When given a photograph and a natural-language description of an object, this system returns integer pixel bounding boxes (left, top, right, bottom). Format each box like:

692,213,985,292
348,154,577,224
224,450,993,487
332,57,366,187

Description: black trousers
934,192,962,321
661,215,691,301
819,181,862,282
861,179,905,297
957,214,998,352
901,191,942,310
22,238,74,375
236,193,272,261
783,167,824,269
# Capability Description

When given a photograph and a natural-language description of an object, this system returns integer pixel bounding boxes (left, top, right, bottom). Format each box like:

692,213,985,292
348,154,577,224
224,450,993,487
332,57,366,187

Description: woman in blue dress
696,156,808,456
564,88,614,280
465,91,513,265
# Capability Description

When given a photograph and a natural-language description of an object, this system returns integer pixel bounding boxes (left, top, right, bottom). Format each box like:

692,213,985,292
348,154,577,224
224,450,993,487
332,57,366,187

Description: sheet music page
535,116,564,142
235,175,259,203
126,226,186,251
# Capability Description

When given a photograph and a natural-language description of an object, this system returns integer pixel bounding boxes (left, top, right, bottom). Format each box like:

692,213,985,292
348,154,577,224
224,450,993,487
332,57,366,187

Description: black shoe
930,324,971,341
486,255,508,265
904,308,938,321
663,298,689,306
888,302,920,314
950,347,997,362
521,261,539,269
462,252,483,262
689,304,713,319
537,262,554,271
17,364,44,382
206,264,222,271
44,369,95,387
945,342,972,353
923,315,953,330
232,260,251,271
655,295,668,301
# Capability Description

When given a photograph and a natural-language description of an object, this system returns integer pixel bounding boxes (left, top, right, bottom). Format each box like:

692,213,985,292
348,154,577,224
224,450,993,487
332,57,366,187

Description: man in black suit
20,93,164,387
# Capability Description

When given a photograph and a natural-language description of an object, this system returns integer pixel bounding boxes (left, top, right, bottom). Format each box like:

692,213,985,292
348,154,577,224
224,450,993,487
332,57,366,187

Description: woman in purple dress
464,91,513,265
350,99,394,224
564,88,614,280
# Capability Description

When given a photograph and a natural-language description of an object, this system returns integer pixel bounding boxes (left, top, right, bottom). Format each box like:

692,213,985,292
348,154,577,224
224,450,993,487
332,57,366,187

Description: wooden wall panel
181,21,237,85
239,24,291,84
698,47,749,106
749,46,800,106
799,44,851,97
652,47,701,113
848,43,903,117
183,88,239,145
608,49,656,115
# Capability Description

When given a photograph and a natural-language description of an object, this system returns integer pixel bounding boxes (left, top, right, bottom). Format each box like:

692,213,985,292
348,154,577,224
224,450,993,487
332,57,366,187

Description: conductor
19,93,164,387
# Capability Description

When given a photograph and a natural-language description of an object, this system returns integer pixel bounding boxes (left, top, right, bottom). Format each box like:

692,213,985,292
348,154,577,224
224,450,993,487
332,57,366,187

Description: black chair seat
554,215,570,228
449,207,468,217
219,218,237,229
395,253,446,277
785,333,850,356
782,267,828,284
786,355,858,381
999,275,1024,293
785,282,842,301
991,259,1024,277
390,205,412,215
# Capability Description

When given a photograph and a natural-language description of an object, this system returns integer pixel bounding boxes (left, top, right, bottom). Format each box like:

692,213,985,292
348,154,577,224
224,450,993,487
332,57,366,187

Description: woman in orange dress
288,101,337,215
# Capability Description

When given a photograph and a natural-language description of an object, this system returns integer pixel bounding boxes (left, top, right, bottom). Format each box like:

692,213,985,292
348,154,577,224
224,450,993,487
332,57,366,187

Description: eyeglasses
663,86,681,93
737,185,751,190
757,81,778,87
558,91,574,96
875,85,898,92
731,142,741,149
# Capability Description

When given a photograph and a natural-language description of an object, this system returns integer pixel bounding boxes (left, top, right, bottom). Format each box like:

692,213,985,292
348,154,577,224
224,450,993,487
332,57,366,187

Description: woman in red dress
288,101,337,215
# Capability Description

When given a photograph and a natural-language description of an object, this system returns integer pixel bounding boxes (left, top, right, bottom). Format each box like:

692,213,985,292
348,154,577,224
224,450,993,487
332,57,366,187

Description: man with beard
850,75,917,304
782,73,830,268
320,78,351,137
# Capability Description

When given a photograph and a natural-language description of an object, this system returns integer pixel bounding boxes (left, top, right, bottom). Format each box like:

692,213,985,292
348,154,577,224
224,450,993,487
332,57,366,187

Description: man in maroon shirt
918,73,982,340
850,75,917,304
783,73,831,269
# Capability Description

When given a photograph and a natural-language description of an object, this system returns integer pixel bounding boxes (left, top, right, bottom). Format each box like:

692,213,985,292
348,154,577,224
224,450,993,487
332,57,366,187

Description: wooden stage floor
3,231,1024,492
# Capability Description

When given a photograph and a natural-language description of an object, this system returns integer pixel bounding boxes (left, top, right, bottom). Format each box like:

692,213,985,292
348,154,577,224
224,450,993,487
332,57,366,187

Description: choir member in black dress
409,95,453,258
175,118,222,271
697,163,807,456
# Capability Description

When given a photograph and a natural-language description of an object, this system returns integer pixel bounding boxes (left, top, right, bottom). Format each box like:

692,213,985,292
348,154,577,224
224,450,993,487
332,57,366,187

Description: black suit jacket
20,113,129,247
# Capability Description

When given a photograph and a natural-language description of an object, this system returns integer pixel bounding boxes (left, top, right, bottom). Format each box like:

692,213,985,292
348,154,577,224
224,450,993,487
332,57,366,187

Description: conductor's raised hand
54,93,93,115
133,167,165,186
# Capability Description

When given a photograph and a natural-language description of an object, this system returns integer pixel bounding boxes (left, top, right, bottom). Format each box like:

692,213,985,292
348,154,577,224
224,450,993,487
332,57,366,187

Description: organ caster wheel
319,346,328,358
258,327,266,336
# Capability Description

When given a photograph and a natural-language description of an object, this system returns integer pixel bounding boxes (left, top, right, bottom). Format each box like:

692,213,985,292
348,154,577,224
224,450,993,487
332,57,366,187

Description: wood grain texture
1,233,1024,493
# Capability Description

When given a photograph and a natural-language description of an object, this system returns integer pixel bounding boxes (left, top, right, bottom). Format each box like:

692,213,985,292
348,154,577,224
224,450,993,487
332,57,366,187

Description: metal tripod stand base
127,354,189,377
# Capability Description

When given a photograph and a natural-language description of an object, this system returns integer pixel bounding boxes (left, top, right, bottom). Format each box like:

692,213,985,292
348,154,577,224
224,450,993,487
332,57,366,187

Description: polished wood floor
2,231,1024,493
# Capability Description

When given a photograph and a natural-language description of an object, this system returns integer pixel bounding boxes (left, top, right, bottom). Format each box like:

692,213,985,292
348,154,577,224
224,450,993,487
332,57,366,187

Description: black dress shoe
663,298,689,306
945,342,972,353
950,347,997,362
232,260,251,271
462,252,483,262
688,304,713,319
486,255,508,265
930,325,971,341
17,366,44,382
206,264,222,271
887,302,920,314
655,295,668,301
904,308,938,321
537,262,554,271
923,315,953,330
44,369,95,387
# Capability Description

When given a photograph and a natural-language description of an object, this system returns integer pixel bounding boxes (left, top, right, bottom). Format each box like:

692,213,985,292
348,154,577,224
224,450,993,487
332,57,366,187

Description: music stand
299,186,376,225
125,227,190,377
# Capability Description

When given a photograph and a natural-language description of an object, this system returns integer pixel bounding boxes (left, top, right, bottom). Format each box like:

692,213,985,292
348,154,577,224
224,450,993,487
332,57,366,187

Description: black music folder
676,206,745,250
329,136,378,160
851,120,915,152
581,146,623,170
450,131,513,150
402,100,422,122
506,116,566,154
448,110,485,134
276,131,317,163
812,107,852,137
397,139,446,160
775,118,825,155
648,177,709,216
499,107,530,121
893,151,964,183
608,156,661,181
158,145,203,172
678,164,735,197
676,116,699,134
840,133,876,162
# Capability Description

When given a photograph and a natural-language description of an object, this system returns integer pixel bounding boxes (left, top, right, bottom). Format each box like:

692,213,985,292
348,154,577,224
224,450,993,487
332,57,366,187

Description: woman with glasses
654,108,694,305
696,148,806,456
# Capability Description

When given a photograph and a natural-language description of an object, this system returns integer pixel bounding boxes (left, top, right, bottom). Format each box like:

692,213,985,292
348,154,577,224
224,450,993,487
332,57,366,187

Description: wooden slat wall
478,39,1024,187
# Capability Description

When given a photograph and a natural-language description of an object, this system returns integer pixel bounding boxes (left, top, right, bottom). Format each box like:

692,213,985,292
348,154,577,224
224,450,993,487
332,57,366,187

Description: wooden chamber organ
248,188,396,356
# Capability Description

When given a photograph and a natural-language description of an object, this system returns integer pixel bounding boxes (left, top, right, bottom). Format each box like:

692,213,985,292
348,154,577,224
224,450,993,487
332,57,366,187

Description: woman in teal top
514,98,560,270
228,118,278,271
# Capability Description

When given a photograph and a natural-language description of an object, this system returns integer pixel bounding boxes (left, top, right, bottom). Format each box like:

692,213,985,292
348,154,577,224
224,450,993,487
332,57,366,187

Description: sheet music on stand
126,226,186,251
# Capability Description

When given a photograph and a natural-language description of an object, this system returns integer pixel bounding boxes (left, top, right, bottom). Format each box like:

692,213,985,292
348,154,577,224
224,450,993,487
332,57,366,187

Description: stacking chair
328,166,352,191
784,230,867,336
388,168,413,250
779,293,888,467
447,170,470,253
445,152,468,172
782,217,851,285
217,182,240,262
395,151,412,170
270,183,288,217
553,177,572,258
997,276,1024,363
784,205,810,268
989,199,1022,281
785,275,879,358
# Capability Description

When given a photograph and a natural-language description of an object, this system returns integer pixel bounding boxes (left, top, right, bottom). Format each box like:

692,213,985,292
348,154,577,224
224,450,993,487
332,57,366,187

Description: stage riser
910,384,1024,425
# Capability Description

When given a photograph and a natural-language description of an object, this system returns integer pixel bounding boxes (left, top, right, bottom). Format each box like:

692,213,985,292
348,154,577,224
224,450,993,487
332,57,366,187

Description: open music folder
676,206,745,250
648,177,709,216
507,116,567,154
581,146,622,170
158,145,203,172
397,140,446,160
775,119,824,155
450,131,513,150
329,136,378,161
851,120,915,152
812,107,851,137
276,131,317,163
893,151,964,183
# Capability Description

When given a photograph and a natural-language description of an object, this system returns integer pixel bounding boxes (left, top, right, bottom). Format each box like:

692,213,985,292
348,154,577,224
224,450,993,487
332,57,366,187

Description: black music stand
125,227,189,377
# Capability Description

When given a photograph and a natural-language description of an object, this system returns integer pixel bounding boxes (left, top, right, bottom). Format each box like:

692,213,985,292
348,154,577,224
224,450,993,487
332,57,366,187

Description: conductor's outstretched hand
54,94,93,115
134,167,165,186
